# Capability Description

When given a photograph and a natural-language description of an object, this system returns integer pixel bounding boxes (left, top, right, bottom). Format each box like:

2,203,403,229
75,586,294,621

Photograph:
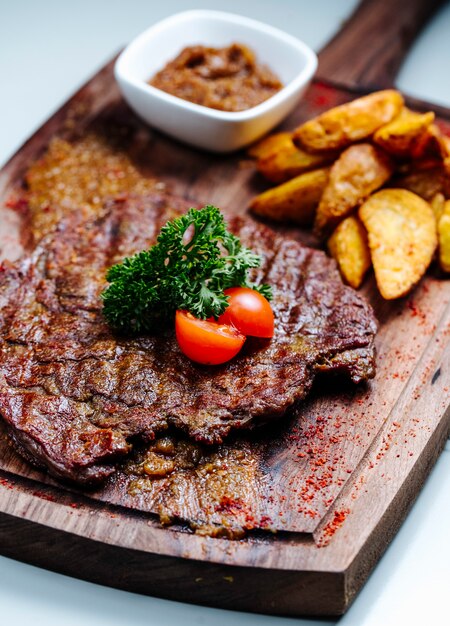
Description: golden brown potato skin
314,143,394,236
293,90,404,153
257,143,336,183
249,167,329,225
359,189,437,299
407,122,450,163
438,200,450,272
247,132,293,159
373,108,435,157
431,192,446,222
327,216,371,289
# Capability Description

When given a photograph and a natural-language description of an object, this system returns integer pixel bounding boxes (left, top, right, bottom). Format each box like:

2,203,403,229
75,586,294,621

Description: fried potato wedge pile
247,89,450,299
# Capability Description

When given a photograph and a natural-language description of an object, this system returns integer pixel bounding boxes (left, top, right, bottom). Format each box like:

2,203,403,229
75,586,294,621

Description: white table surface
0,2,449,625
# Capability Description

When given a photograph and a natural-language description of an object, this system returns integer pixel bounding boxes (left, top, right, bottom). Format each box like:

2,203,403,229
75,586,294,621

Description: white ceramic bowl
114,10,317,153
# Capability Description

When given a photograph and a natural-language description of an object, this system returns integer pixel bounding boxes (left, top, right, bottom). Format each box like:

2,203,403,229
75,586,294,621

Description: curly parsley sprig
102,205,271,333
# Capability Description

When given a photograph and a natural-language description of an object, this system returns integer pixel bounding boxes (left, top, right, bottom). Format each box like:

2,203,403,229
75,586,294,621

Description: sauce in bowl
149,43,283,112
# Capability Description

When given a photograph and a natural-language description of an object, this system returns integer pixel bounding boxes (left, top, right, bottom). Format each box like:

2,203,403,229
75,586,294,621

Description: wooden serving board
0,0,449,617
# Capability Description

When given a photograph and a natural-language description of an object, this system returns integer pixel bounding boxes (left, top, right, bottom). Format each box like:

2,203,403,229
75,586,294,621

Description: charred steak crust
0,193,377,484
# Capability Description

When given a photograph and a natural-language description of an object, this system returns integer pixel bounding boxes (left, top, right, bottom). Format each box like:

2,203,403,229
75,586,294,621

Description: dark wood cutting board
0,0,449,617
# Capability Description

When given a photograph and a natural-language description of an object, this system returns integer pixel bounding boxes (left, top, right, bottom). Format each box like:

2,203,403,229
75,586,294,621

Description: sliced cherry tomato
175,310,246,365
217,287,274,338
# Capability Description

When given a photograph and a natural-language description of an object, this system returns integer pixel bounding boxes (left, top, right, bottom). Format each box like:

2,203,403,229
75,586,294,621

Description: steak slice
0,193,377,484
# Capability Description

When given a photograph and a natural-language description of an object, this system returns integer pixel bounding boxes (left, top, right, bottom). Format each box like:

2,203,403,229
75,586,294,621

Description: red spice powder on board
286,408,366,520
215,495,245,515
306,82,343,110
32,490,56,502
407,299,428,326
317,508,351,547
215,495,273,529
5,193,28,214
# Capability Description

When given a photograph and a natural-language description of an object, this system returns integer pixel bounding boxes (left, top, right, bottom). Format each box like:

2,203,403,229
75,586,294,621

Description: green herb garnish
102,205,271,332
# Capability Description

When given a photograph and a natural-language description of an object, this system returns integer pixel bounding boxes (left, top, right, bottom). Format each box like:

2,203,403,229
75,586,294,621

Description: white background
0,1,449,625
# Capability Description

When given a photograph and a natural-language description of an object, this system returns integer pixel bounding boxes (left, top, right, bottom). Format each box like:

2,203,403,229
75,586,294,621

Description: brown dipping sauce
149,43,283,112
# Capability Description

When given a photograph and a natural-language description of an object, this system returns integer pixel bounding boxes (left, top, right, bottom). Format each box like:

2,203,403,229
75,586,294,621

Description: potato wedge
249,167,329,225
373,108,435,157
409,123,442,160
438,133,450,158
431,192,446,222
327,216,371,289
407,122,450,163
257,143,336,183
247,132,292,159
359,189,437,299
438,200,450,272
430,128,450,176
293,90,404,153
314,143,394,236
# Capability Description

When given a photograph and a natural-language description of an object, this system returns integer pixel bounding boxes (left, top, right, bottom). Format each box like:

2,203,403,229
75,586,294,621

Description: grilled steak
0,193,377,484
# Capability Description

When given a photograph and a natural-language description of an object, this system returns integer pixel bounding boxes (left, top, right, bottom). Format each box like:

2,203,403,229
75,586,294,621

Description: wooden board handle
317,0,444,90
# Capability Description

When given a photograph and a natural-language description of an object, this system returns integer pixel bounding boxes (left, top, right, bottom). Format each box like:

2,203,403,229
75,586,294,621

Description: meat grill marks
0,193,377,484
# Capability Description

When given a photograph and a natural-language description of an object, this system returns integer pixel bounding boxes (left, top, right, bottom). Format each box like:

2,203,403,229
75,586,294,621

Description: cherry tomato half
218,287,274,338
175,310,246,365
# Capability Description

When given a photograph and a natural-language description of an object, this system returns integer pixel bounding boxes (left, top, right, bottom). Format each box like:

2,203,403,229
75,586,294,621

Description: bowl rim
115,9,318,122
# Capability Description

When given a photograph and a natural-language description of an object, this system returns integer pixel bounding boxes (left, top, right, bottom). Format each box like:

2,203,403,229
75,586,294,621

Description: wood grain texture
0,1,449,617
